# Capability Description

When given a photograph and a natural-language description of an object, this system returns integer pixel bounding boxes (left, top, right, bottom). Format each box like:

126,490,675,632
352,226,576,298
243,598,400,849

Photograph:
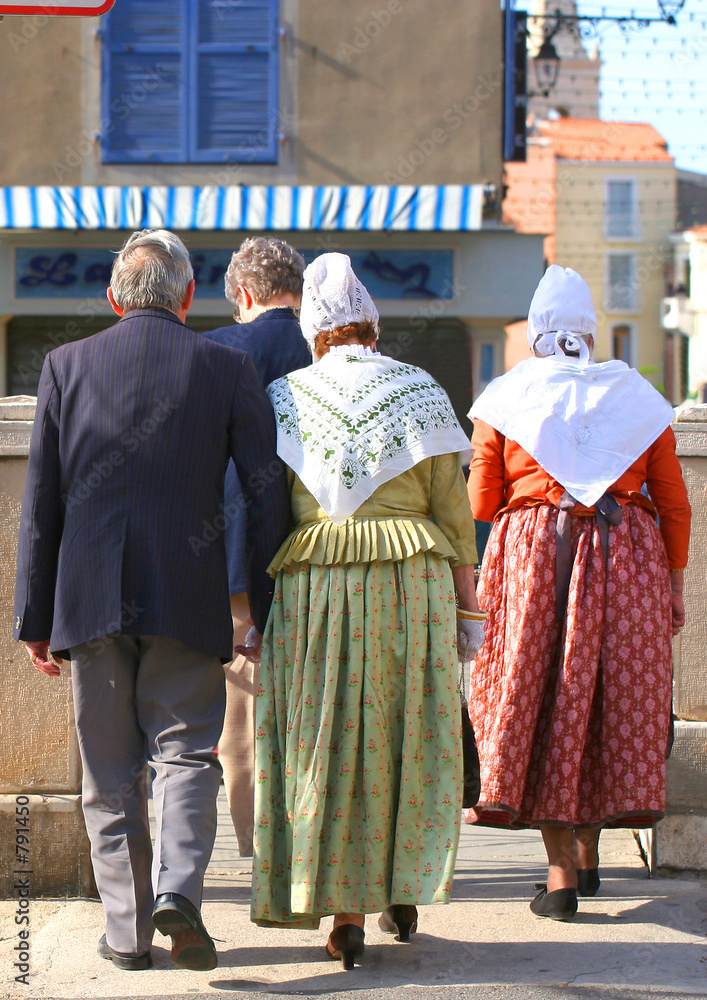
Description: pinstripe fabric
14,307,290,659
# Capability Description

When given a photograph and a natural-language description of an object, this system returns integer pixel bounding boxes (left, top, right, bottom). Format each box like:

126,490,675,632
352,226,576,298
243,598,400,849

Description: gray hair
110,229,194,313
224,237,305,306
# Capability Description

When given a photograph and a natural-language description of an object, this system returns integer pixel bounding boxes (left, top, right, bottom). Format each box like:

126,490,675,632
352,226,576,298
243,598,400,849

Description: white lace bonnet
527,265,597,364
299,252,379,349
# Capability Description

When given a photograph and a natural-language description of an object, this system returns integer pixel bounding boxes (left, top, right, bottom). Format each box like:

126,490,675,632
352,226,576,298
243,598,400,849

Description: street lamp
533,37,561,97
657,0,688,24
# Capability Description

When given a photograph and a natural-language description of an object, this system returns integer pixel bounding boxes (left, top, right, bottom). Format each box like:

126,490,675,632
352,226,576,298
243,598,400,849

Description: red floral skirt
465,503,672,830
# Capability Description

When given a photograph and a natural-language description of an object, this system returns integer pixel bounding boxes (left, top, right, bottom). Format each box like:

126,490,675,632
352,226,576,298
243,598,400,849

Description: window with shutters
604,178,638,239
100,0,279,164
605,253,637,311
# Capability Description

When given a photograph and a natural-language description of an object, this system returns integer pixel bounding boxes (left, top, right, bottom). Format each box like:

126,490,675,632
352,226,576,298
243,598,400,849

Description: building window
101,0,279,164
606,253,637,311
480,343,494,384
605,179,637,239
612,324,632,365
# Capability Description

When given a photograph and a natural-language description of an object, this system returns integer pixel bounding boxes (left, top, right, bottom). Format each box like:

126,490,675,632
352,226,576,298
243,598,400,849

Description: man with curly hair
202,237,310,856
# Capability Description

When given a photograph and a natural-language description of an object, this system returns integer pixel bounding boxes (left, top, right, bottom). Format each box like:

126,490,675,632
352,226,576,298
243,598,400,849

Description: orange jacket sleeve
468,419,507,522
644,426,691,570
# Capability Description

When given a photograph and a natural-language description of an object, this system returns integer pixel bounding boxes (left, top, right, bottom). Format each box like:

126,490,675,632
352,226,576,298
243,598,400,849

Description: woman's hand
235,625,263,662
671,570,685,635
457,618,485,663
451,564,480,613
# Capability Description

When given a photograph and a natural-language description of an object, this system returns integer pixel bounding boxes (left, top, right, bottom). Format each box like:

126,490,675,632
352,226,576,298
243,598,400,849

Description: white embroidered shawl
469,356,675,508
268,352,471,524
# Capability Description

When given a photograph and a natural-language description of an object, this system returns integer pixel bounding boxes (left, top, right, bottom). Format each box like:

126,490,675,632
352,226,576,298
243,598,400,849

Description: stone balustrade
0,396,94,897
642,405,707,873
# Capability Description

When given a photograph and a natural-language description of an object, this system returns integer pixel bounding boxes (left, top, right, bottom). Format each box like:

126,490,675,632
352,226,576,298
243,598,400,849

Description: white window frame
610,322,636,366
605,251,639,313
604,177,640,242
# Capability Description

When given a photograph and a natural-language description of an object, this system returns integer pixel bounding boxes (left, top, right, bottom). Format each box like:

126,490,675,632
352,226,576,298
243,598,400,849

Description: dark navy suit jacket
202,308,310,593
14,307,290,660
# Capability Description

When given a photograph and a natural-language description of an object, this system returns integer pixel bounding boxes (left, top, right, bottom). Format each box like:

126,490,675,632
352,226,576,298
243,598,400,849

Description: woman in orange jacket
465,265,690,921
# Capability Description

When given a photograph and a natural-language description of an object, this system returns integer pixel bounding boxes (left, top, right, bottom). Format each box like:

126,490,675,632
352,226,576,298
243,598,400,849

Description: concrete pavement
2,789,707,999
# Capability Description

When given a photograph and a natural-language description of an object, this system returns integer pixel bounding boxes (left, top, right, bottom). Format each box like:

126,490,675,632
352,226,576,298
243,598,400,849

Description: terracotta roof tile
535,119,673,163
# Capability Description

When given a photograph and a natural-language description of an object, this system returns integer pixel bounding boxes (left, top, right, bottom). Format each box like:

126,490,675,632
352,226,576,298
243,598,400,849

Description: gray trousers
70,635,225,954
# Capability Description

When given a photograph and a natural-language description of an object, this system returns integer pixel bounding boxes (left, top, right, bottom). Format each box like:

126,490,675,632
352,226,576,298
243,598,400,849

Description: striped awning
0,185,483,232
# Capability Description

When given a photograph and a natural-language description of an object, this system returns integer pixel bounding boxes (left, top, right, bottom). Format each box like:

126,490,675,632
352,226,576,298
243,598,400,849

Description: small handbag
460,688,481,808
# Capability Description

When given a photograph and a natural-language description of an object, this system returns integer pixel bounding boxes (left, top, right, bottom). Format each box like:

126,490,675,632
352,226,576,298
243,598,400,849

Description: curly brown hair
313,320,379,357
224,236,305,306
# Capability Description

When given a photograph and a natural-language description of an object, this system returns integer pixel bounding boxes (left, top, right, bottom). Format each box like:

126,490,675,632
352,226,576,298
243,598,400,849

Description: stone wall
641,406,707,873
0,397,94,898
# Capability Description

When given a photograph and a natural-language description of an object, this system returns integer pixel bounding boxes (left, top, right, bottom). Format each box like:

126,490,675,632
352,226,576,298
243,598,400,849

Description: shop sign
14,247,454,301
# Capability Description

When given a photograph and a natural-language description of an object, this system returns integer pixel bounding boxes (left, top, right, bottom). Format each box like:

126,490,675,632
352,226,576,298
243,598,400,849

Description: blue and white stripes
0,184,483,232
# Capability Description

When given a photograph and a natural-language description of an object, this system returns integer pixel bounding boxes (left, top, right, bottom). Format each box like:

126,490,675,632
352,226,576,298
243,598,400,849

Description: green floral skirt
251,550,462,928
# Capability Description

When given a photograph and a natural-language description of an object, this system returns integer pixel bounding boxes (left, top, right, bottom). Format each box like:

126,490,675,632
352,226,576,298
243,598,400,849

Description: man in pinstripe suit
14,230,289,972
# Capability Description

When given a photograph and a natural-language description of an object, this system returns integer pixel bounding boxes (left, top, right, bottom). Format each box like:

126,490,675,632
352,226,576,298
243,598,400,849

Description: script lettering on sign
15,248,454,301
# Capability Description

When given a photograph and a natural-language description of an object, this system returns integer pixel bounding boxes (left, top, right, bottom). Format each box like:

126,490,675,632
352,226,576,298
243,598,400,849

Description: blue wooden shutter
189,0,279,163
101,0,187,163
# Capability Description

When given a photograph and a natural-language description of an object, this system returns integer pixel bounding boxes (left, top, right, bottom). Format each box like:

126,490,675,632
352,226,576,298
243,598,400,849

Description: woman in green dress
248,253,484,969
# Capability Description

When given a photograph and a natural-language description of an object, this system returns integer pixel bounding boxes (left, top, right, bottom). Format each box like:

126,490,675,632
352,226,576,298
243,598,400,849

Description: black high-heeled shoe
577,868,600,897
378,904,418,942
529,883,578,921
326,924,365,971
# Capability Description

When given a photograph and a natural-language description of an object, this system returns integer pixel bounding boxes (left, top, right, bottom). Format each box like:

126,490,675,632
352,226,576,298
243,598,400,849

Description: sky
577,0,707,172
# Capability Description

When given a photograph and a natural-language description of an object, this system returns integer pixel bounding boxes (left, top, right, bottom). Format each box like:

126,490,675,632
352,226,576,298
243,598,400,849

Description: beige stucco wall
554,161,676,389
0,16,85,186
294,0,503,186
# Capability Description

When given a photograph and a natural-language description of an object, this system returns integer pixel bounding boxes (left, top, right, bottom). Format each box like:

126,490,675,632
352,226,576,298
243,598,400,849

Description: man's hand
25,640,62,677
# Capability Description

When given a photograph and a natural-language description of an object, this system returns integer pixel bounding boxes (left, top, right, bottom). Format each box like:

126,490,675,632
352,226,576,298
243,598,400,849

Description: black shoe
529,883,578,921
97,934,153,971
152,892,218,971
326,924,365,971
378,904,418,942
577,868,601,897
